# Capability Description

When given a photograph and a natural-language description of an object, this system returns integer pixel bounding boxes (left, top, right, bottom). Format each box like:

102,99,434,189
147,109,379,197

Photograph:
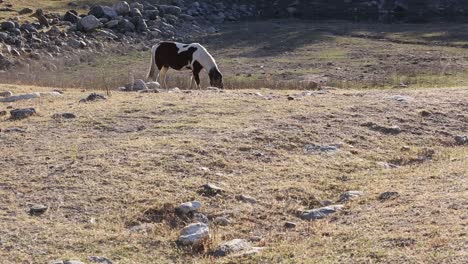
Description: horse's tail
146,44,159,81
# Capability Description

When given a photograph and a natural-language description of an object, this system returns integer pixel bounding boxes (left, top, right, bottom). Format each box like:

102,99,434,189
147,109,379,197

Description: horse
146,41,223,89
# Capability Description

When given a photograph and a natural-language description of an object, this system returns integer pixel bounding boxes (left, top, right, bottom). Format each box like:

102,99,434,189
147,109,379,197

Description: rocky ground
0,85,466,263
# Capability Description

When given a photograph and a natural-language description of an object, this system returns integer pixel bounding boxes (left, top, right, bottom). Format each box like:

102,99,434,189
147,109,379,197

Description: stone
176,201,202,214
213,216,231,226
130,2,144,11
63,261,85,264
29,204,47,215
88,5,118,20
131,79,147,91
379,191,399,201
236,194,257,204
105,20,119,28
0,110,6,116
338,191,364,203
77,15,102,32
131,7,143,17
116,19,135,33
68,39,86,49
177,222,210,246
299,205,344,221
284,221,297,228
454,135,467,146
10,108,36,120
19,8,34,15
79,93,106,102
64,11,80,24
213,239,253,257
390,95,412,102
304,143,341,154
52,113,76,119
362,122,401,135
200,183,224,197
157,5,182,16
1,21,16,31
146,81,160,89
113,1,130,15
0,91,12,97
88,256,112,264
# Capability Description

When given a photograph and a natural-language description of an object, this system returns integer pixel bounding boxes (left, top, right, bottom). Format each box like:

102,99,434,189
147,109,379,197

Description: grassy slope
0,84,466,263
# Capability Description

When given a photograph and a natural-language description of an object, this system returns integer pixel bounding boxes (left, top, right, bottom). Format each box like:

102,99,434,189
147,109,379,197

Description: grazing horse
147,41,223,89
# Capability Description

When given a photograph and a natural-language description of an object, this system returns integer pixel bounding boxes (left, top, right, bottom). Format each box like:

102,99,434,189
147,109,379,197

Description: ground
0,85,466,263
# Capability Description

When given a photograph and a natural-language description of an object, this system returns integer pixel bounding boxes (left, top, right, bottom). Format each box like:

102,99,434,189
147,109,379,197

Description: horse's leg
194,73,201,90
192,62,202,90
159,67,168,90
190,75,196,90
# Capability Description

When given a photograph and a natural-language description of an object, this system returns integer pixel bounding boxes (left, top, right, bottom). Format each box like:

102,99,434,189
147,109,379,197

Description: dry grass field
0,84,466,263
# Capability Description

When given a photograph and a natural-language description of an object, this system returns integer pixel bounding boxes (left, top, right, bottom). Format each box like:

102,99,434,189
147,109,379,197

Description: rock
304,143,341,154
19,8,34,15
362,122,402,135
379,191,399,201
176,201,202,214
454,135,467,146
299,205,344,221
113,1,130,15
77,15,102,32
3,127,26,133
88,256,112,264
200,183,225,197
68,39,86,49
131,7,143,17
63,261,85,264
79,93,106,102
213,239,253,257
136,17,148,32
177,222,210,246
105,20,119,28
29,204,47,215
158,5,182,16
213,216,231,226
52,113,76,119
284,221,297,228
10,108,36,120
0,91,12,97
0,110,6,116
236,194,257,204
116,19,135,33
146,81,160,89
338,191,364,203
88,5,118,20
144,10,160,20
132,79,147,91
1,21,16,31
64,11,80,24
130,2,144,11
390,95,412,102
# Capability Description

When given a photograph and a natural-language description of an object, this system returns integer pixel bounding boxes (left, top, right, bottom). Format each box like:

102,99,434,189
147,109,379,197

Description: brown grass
0,84,466,263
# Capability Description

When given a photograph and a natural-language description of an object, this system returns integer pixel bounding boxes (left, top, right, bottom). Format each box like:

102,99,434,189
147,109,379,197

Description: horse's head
209,68,224,89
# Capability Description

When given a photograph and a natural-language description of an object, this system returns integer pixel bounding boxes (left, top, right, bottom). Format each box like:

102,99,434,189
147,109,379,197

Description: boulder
10,108,37,120
18,8,34,15
64,10,80,24
113,1,130,15
177,201,202,214
132,79,147,91
1,21,16,30
146,81,160,89
214,239,253,257
177,222,210,246
0,93,40,102
338,191,364,203
29,204,47,215
0,91,13,97
157,5,182,16
116,19,135,33
299,205,344,221
88,5,118,20
77,15,102,32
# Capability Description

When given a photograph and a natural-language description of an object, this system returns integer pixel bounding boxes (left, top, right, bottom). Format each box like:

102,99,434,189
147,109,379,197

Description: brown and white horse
146,41,223,89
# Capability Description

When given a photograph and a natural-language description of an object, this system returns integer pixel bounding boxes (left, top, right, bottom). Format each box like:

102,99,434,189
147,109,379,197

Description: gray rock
144,10,160,20
131,7,143,17
79,93,106,102
299,205,344,221
116,19,135,33
0,91,13,97
63,261,85,264
284,221,297,228
19,8,34,15
146,81,160,89
64,11,80,24
113,1,130,15
88,5,118,19
304,143,341,154
77,15,102,32
1,21,16,30
68,39,86,48
362,122,402,135
390,95,412,102
454,135,467,146
0,93,40,103
214,239,252,257
214,216,231,226
236,194,257,204
177,222,210,246
177,201,202,214
132,79,147,91
136,17,148,32
200,183,224,197
88,256,112,264
29,204,47,215
379,191,399,201
105,20,120,28
130,2,144,11
338,191,364,203
20,23,38,33
52,113,76,119
158,5,182,16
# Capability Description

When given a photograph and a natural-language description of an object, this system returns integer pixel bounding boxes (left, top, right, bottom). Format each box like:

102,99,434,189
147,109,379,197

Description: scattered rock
10,108,36,120
177,222,210,246
158,5,182,16
146,81,161,89
88,256,113,264
200,183,225,197
299,205,344,221
64,11,80,24
3,127,26,133
284,221,297,228
304,143,341,154
0,91,12,97
176,201,202,215
19,8,34,15
362,122,402,135
29,204,47,215
0,110,6,116
132,79,147,91
379,191,399,201
1,21,16,31
80,93,106,102
89,5,118,20
236,194,257,204
338,191,364,203
214,239,253,257
454,135,467,146
52,113,76,119
0,93,40,102
77,15,102,32
213,216,231,226
390,95,412,102
113,1,130,15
